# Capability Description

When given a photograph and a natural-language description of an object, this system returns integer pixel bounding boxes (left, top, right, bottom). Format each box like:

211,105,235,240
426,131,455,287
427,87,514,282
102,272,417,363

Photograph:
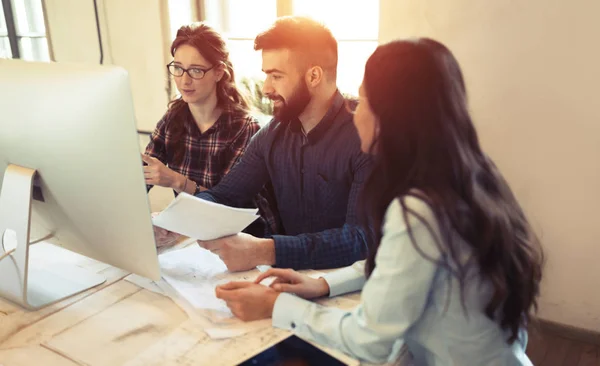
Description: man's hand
198,233,275,272
153,225,181,247
255,268,330,299
215,281,279,321
151,212,181,248
142,154,181,189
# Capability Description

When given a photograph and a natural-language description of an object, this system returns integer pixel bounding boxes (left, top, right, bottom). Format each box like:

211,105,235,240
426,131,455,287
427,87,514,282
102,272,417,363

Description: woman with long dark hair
215,38,543,365
144,23,277,236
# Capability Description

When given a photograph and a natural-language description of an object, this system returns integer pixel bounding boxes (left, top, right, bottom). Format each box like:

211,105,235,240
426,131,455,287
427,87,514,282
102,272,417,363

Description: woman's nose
181,72,192,84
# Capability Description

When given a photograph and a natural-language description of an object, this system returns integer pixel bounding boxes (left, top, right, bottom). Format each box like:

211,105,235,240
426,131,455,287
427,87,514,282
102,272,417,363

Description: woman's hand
254,268,330,299
215,282,279,321
142,154,181,189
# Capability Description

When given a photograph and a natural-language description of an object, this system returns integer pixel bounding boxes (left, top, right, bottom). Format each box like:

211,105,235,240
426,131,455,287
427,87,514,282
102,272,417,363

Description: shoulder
227,111,261,132
258,116,285,132
154,115,169,130
154,107,190,133
380,193,443,261
334,107,372,171
330,99,361,147
149,114,171,139
246,116,286,142
383,193,438,236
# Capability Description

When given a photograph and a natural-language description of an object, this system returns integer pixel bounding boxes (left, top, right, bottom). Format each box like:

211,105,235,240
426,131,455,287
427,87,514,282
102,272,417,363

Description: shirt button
291,322,296,329
301,169,305,174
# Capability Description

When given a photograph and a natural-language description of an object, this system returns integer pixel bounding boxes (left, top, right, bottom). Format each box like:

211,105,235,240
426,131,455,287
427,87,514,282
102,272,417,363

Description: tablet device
237,335,351,365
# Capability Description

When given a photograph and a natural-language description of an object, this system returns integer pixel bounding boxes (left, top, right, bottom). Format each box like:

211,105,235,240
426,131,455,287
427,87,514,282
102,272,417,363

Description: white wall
43,0,171,132
380,0,600,331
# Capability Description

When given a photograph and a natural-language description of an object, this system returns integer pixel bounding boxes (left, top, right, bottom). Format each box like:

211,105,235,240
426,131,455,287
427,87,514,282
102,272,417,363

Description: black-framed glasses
167,62,215,79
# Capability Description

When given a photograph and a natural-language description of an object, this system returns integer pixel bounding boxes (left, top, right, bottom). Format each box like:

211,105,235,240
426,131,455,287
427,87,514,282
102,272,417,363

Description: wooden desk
0,244,367,366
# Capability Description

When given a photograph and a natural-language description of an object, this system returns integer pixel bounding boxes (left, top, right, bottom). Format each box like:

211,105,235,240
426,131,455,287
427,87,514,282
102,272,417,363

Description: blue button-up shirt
196,91,374,269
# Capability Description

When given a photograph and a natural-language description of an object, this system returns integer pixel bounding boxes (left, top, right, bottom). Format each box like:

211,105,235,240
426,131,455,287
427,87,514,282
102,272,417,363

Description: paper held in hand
151,193,259,240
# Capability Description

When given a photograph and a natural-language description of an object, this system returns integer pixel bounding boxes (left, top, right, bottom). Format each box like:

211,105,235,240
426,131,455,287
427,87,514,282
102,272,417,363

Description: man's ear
305,66,324,87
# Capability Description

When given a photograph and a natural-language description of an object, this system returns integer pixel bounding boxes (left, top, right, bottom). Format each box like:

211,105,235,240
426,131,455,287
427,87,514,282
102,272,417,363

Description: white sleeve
271,197,442,364
321,260,366,297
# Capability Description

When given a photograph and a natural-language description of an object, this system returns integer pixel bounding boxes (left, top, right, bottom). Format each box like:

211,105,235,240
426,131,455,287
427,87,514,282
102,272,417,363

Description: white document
156,245,277,339
158,245,232,316
158,245,272,321
152,193,259,240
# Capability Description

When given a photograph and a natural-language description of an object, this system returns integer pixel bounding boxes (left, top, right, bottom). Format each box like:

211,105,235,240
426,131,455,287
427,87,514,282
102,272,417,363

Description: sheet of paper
256,265,271,272
159,245,231,315
155,266,273,340
158,245,269,322
152,192,260,240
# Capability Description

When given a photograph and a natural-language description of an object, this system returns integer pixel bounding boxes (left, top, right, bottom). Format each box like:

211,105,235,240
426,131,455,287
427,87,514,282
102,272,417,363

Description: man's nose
262,78,274,95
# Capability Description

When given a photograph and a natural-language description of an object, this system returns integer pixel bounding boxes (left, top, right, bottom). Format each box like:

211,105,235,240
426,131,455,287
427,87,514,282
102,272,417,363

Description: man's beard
271,81,311,122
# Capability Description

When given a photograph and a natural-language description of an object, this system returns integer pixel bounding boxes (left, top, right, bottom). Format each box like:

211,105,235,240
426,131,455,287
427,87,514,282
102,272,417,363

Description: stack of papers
152,193,259,240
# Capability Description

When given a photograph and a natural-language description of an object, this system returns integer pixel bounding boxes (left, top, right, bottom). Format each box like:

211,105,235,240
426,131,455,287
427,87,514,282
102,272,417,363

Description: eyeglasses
167,62,215,79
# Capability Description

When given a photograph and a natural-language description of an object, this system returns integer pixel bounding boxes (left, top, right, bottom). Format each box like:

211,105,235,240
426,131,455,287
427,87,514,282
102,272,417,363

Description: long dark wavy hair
165,23,250,165
360,38,544,344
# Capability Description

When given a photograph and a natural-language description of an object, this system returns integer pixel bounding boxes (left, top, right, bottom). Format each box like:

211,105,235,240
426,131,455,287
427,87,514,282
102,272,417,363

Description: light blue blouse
272,196,532,365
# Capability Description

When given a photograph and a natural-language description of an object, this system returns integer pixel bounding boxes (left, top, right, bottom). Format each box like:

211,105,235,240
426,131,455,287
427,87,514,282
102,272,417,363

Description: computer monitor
0,58,160,310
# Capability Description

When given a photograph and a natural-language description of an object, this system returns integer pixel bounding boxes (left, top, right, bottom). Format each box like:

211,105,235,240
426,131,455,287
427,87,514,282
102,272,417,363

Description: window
168,0,194,41
208,0,277,80
0,0,50,61
202,0,379,96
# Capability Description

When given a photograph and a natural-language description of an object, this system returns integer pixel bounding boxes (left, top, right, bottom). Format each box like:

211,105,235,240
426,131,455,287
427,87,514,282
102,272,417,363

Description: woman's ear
215,63,226,83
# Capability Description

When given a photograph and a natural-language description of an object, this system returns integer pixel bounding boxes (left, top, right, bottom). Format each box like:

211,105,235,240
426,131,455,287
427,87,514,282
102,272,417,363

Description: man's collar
288,90,345,143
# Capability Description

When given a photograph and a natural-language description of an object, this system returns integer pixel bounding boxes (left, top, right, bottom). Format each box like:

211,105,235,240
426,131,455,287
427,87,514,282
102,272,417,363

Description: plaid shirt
145,109,279,235
197,91,375,270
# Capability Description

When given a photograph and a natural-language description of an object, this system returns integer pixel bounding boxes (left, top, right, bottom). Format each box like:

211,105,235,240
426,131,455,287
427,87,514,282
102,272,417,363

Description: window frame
1,0,19,58
1,0,50,60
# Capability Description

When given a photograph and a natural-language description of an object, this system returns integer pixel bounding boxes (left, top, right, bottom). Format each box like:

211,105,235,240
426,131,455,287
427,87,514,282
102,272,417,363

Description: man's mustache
268,95,284,102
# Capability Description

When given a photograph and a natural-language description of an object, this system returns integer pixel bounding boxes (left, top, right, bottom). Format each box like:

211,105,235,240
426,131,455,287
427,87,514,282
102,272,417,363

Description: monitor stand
0,164,106,310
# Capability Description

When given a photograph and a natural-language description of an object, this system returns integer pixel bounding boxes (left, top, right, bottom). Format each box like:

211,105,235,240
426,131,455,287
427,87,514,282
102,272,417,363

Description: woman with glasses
215,38,543,365
144,23,278,237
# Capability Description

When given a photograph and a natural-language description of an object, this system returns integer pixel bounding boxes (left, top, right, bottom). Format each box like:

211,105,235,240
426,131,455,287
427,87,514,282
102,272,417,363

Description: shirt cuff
272,234,304,269
322,265,366,298
195,191,217,202
272,292,312,331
